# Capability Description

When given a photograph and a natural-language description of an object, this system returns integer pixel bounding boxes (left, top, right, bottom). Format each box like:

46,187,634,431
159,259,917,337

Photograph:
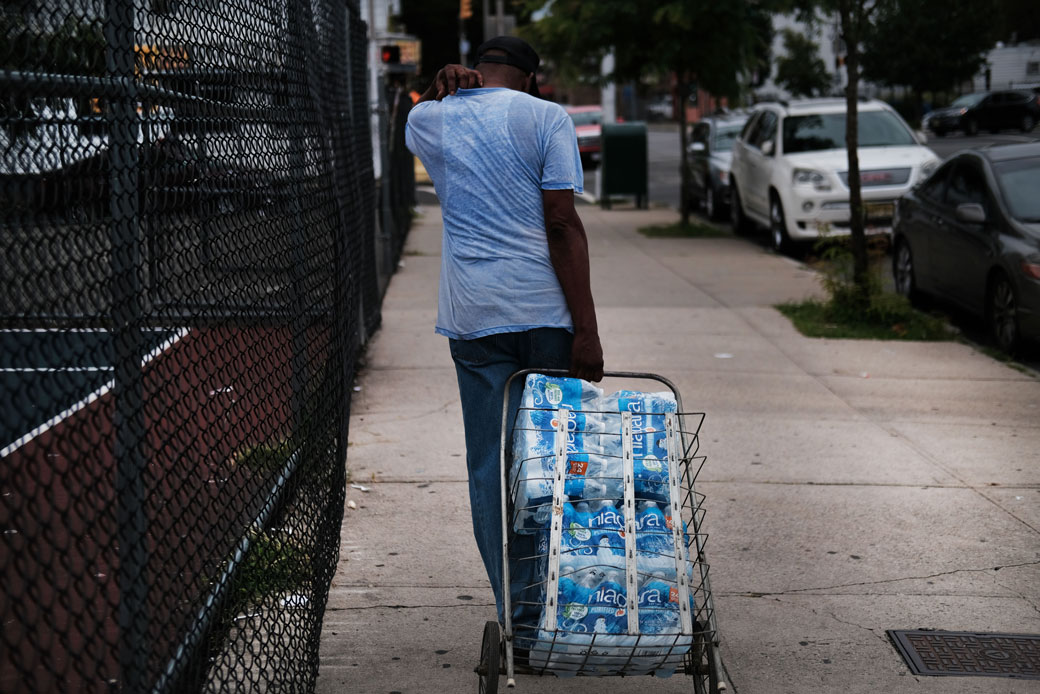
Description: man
405,36,603,620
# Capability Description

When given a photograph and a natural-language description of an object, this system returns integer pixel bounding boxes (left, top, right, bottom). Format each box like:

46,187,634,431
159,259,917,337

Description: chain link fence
1,0,408,691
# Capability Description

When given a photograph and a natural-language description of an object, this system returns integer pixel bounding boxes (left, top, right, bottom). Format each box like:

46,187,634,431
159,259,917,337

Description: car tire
892,238,918,304
987,272,1021,355
1022,114,1036,133
964,118,978,136
769,194,791,254
730,184,753,235
933,128,946,137
705,185,719,221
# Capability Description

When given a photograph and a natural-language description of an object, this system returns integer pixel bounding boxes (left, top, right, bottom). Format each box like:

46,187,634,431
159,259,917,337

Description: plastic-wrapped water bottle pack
509,374,697,677
510,373,677,532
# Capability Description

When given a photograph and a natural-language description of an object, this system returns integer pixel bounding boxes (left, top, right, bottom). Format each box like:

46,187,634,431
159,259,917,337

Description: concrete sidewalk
317,197,1040,694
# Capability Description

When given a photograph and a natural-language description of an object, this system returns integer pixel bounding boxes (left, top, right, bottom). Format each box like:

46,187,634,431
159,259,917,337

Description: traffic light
381,45,400,64
460,0,472,19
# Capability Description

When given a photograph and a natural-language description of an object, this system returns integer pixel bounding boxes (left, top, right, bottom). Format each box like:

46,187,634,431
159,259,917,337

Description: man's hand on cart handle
570,329,604,382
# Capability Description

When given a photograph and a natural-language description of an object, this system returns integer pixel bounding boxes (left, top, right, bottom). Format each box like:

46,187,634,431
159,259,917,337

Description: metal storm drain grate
888,630,1040,679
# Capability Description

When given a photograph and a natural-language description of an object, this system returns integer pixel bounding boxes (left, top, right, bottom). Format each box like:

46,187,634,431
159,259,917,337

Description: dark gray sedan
892,142,1040,354
686,113,748,220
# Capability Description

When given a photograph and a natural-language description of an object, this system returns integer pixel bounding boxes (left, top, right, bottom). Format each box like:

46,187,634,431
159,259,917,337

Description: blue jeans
449,328,573,622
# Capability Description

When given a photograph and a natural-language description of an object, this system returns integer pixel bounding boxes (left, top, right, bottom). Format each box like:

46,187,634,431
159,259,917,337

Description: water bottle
555,568,601,631
563,501,591,542
635,500,672,558
629,571,695,675
589,568,629,634
637,571,680,634
634,453,670,502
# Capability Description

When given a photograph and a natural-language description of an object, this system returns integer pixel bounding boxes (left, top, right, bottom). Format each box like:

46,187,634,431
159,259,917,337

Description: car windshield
782,110,917,153
994,158,1040,222
569,110,602,127
950,93,986,108
712,124,745,152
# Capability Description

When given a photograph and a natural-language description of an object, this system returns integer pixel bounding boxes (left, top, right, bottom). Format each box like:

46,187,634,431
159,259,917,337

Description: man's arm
417,64,483,103
542,189,604,382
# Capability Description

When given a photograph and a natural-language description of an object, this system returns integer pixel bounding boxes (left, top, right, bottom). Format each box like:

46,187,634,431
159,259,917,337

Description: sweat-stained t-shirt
405,87,584,340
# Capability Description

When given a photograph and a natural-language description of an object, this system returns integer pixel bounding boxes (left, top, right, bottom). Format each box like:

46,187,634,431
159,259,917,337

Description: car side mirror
955,202,986,225
761,140,775,156
689,141,706,153
914,130,928,144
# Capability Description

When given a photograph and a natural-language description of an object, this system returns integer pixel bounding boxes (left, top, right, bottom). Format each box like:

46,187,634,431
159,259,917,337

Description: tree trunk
839,0,870,304
677,79,691,225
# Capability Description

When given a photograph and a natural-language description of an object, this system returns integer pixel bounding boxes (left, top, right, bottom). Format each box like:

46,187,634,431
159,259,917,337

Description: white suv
729,98,940,253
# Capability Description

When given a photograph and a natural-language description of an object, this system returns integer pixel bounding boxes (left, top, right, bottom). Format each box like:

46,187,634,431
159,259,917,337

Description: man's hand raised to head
417,64,483,103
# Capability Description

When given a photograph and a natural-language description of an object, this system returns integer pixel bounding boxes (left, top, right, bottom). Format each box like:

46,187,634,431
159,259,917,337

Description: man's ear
525,73,534,93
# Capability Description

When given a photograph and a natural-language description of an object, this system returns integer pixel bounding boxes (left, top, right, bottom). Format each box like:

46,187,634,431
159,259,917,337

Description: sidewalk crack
752,558,1040,596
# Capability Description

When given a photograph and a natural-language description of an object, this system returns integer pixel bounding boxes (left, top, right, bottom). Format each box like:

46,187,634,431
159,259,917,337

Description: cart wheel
477,620,500,694
690,621,721,694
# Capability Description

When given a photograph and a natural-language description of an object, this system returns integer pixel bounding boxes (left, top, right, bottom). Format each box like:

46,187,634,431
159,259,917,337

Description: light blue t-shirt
405,87,584,340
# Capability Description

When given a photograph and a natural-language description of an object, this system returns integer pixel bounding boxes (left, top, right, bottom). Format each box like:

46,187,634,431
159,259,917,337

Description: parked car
891,142,1040,354
729,98,940,253
924,90,1040,136
1,98,274,220
686,112,749,220
646,95,673,122
564,105,603,168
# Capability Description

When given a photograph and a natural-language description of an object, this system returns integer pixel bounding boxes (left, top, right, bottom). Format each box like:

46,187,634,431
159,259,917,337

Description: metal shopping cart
476,370,724,693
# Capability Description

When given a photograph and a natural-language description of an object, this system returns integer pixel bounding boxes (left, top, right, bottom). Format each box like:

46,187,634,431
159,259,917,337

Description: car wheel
705,185,718,220
988,273,1021,355
730,184,753,235
964,118,978,136
1022,114,1036,133
892,238,918,303
933,128,946,137
769,194,791,254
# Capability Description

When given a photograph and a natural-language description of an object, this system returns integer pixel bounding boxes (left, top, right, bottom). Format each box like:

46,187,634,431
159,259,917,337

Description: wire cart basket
476,369,724,693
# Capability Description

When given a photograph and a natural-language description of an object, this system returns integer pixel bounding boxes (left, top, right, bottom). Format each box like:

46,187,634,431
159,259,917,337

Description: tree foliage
992,0,1040,42
520,0,773,222
860,0,996,95
774,28,832,97
522,0,767,98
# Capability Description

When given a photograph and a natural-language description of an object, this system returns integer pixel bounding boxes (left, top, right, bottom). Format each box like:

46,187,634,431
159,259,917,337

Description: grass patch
233,439,295,475
778,237,952,341
232,529,310,610
637,221,729,238
777,299,950,340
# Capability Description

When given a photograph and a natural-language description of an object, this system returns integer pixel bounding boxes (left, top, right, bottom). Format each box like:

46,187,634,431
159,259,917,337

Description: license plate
865,202,894,221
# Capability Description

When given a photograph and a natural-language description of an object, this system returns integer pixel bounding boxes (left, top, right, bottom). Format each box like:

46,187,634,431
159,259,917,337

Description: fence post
285,0,314,458
105,0,151,690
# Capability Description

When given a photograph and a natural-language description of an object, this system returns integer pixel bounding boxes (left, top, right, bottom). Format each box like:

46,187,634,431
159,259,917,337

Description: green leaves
861,0,996,93
521,0,769,96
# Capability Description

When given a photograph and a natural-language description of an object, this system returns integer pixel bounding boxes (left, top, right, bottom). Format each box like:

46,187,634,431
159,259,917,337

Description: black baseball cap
475,36,541,97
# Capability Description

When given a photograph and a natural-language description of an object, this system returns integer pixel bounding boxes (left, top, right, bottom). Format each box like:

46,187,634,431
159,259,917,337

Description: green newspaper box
600,122,648,209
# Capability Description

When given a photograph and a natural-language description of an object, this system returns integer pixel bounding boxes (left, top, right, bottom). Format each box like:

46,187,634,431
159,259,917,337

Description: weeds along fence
0,0,410,691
